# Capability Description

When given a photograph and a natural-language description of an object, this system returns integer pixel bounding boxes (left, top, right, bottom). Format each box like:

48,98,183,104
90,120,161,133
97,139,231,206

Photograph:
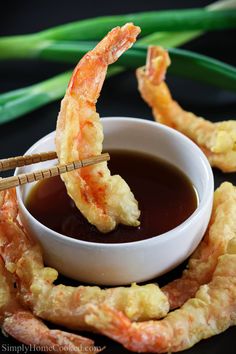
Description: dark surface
0,0,236,353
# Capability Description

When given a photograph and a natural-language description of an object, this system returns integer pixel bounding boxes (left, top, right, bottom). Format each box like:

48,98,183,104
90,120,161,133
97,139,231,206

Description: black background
0,1,236,353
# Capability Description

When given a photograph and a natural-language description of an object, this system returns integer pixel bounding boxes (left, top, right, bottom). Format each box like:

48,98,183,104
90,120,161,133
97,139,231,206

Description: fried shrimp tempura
0,258,95,354
1,183,236,352
0,189,169,330
56,24,141,233
137,46,236,172
86,238,236,353
163,182,236,309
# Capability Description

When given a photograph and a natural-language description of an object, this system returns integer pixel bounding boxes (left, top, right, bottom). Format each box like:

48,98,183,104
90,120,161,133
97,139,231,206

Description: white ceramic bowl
16,117,214,285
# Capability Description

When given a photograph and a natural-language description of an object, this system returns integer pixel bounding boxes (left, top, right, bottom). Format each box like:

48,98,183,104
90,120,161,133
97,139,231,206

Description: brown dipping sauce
26,150,198,244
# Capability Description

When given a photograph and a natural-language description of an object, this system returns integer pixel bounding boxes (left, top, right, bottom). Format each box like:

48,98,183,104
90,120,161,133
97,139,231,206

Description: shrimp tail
68,23,141,101
137,45,236,172
3,312,96,354
85,304,132,345
85,304,170,353
145,46,171,85
0,256,97,354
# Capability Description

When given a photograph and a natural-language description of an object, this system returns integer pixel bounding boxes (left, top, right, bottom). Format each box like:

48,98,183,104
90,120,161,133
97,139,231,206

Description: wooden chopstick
0,153,110,192
0,151,58,172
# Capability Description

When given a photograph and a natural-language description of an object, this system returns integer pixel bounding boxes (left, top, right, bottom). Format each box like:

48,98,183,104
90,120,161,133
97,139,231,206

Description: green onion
0,5,236,60
1,45,235,126
1,0,229,61
168,48,236,92
1,1,235,125
35,8,236,39
0,25,207,125
137,31,202,48
0,86,30,105
0,28,194,125
0,31,204,61
0,67,124,125
0,72,70,125
18,39,236,92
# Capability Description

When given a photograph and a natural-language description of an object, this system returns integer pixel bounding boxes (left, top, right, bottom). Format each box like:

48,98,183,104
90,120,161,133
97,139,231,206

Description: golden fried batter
85,239,236,352
56,24,140,232
0,189,169,331
0,258,95,354
163,182,236,309
137,46,236,172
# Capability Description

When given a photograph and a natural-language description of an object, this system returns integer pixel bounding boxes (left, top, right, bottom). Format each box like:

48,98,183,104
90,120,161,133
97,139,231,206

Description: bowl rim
16,116,214,249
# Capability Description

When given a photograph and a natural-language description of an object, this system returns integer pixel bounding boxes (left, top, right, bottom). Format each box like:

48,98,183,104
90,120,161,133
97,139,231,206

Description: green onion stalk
1,39,235,125
0,3,236,59
0,67,123,125
0,0,236,125
1,0,234,60
32,41,236,92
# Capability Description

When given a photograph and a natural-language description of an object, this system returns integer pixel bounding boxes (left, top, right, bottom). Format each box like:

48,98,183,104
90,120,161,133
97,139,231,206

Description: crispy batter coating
56,24,141,232
0,189,169,331
136,46,236,172
0,258,95,354
163,182,236,309
85,238,236,353
2,182,236,351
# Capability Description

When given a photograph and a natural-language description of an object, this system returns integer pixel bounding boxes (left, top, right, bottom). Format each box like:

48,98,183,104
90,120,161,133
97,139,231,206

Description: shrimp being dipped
0,189,169,330
137,46,236,172
0,258,96,354
163,182,236,309
56,24,141,233
86,237,236,353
